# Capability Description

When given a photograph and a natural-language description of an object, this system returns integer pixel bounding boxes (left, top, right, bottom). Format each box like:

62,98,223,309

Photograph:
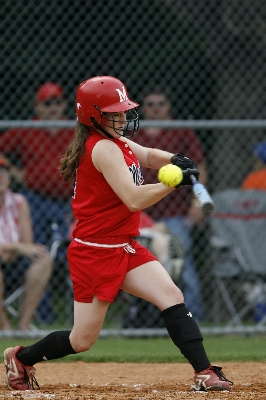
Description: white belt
74,238,136,253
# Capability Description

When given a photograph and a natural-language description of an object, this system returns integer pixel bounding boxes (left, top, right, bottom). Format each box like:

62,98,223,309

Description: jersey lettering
72,170,77,199
128,162,144,186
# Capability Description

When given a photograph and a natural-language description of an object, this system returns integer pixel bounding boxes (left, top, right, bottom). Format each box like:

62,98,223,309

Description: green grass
1,335,266,363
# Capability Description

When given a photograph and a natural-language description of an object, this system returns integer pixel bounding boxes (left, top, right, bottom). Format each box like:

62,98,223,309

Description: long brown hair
59,122,90,181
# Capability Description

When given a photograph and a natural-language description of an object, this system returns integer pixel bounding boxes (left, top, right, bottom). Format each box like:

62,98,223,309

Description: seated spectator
133,87,207,320
0,82,74,245
0,82,74,323
0,158,52,331
241,142,266,191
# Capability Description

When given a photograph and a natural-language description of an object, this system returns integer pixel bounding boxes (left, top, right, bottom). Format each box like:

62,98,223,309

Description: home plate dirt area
0,362,266,399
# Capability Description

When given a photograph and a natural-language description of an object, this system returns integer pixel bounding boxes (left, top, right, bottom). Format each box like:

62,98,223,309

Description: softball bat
190,175,214,214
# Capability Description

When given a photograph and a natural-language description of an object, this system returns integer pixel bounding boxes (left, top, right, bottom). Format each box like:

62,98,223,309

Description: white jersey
0,189,24,244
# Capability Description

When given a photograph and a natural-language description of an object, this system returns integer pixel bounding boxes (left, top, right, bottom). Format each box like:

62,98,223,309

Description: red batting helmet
76,76,139,137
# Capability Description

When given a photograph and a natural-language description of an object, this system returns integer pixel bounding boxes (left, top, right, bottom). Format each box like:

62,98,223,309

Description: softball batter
3,76,232,392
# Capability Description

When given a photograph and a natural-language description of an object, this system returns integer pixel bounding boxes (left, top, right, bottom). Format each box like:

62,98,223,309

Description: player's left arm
123,138,172,169
197,162,207,186
187,161,207,224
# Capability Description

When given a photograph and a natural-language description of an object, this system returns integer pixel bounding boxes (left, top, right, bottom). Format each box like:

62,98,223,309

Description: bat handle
190,175,214,214
190,175,197,184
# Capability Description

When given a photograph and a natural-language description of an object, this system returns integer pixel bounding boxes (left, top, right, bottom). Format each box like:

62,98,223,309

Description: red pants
67,238,157,302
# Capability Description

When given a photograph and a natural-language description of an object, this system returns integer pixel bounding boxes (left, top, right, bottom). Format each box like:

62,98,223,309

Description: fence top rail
1,120,266,129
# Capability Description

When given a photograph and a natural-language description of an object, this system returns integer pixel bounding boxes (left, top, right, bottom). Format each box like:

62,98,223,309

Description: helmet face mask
95,106,139,138
76,76,139,138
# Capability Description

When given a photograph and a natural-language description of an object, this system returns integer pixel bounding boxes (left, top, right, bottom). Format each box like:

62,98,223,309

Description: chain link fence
1,1,266,336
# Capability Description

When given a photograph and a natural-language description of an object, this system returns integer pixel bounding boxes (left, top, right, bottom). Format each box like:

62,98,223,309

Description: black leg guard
161,304,210,372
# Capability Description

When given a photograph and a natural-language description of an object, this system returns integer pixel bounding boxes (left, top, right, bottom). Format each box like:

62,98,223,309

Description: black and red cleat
3,346,39,390
192,365,233,391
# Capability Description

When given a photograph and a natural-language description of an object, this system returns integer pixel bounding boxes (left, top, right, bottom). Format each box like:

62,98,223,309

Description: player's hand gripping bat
190,175,214,214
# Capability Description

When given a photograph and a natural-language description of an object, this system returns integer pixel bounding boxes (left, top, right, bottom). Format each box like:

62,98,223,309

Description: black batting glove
176,167,200,187
171,153,197,170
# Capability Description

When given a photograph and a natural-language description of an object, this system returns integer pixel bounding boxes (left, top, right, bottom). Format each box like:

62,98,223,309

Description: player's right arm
123,137,173,170
92,139,175,212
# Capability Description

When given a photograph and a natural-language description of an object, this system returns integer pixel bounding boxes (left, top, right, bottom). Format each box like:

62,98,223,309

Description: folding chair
210,189,266,327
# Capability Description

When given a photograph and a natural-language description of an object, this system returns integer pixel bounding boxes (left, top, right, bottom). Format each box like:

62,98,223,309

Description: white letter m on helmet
116,86,128,102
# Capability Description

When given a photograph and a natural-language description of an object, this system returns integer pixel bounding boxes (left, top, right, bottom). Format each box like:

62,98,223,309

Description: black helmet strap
90,117,114,139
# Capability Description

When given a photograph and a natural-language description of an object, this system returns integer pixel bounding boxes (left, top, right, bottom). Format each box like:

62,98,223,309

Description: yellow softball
158,164,183,187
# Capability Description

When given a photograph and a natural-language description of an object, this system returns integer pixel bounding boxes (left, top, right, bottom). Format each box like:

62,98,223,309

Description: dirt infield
0,362,266,399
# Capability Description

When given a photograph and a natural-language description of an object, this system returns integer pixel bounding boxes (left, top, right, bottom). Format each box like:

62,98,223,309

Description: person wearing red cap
0,82,74,246
0,157,52,331
34,82,66,122
0,82,74,323
36,82,64,102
